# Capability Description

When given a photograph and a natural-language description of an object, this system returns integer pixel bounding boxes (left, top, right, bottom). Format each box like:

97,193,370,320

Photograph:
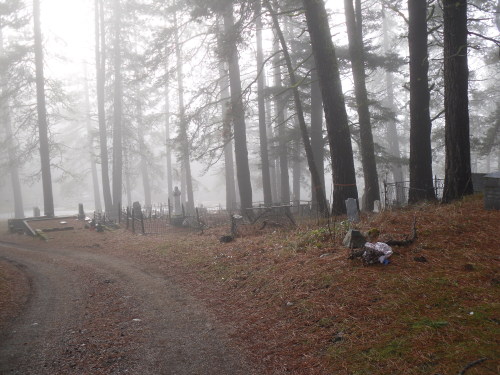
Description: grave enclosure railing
117,200,328,235
116,180,445,236
382,178,444,209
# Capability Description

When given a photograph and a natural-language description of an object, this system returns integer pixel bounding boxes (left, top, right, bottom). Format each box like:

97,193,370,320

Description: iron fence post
131,208,135,233
383,180,388,208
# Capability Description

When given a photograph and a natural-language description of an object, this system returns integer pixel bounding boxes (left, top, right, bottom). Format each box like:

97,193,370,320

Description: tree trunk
222,5,253,214
272,37,290,205
165,52,173,200
33,0,54,217
112,0,123,217
124,150,132,208
283,14,301,207
174,12,195,214
344,0,380,211
310,65,325,208
408,0,436,203
382,6,404,189
256,0,272,206
218,60,237,211
442,0,473,202
265,75,278,203
302,0,359,215
4,110,25,219
292,122,301,204
95,0,113,214
83,63,102,212
181,166,187,207
138,101,151,207
265,0,329,216
0,29,25,219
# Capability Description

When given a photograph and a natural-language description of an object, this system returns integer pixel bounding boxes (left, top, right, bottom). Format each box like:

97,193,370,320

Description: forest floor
0,194,498,374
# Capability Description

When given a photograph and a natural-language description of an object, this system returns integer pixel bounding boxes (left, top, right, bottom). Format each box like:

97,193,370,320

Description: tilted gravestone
345,198,359,222
343,229,366,248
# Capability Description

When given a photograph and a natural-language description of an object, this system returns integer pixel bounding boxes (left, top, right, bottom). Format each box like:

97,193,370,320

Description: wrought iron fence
118,199,330,235
382,178,444,208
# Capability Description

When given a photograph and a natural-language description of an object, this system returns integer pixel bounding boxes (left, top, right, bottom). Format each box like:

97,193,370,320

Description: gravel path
0,241,256,375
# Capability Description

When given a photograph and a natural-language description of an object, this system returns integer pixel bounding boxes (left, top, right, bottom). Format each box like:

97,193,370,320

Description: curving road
0,241,255,375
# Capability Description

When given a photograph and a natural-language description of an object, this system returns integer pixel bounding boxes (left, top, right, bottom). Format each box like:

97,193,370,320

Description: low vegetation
1,195,498,374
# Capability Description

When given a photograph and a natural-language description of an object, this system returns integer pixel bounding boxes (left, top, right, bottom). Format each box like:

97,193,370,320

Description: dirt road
0,241,255,375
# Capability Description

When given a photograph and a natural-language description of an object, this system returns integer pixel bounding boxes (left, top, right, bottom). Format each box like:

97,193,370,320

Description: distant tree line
0,0,498,218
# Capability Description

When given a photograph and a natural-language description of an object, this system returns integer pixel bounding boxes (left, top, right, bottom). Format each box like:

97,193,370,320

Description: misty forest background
0,0,498,219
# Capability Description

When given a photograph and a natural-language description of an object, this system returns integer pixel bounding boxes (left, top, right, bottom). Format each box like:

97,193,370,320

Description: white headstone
345,198,359,222
373,200,381,213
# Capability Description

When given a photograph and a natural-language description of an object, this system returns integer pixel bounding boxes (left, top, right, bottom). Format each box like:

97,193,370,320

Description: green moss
411,318,449,329
318,317,335,328
363,339,409,361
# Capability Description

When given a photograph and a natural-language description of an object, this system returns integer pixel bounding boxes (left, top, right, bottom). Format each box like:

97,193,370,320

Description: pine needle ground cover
1,195,498,374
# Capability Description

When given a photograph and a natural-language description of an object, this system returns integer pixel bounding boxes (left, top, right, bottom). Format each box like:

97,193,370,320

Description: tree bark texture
112,0,123,217
164,52,173,201
4,108,25,218
265,74,278,203
124,151,132,208
302,0,359,215
272,37,290,206
95,0,113,215
442,0,473,202
174,12,195,213
256,1,273,206
292,124,301,204
382,6,404,189
344,0,380,211
310,66,326,208
408,0,436,203
222,5,253,214
83,63,102,212
218,61,238,211
265,0,328,215
0,29,25,218
138,101,151,208
33,0,54,217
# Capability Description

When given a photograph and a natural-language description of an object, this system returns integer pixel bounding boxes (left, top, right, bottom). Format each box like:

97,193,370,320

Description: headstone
132,201,142,217
78,203,85,219
471,173,487,193
373,200,381,213
342,229,366,248
33,206,40,217
173,186,182,215
345,198,359,222
484,171,500,210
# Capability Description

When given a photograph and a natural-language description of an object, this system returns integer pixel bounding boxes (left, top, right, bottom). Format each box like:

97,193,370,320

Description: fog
1,0,498,218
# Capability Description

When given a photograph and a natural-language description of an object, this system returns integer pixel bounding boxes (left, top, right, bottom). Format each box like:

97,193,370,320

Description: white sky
40,0,345,60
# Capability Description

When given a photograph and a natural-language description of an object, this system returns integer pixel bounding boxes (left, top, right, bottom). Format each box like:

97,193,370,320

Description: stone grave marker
33,207,40,217
345,198,359,222
342,229,366,248
132,201,142,217
373,200,381,213
78,203,85,219
173,186,182,215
